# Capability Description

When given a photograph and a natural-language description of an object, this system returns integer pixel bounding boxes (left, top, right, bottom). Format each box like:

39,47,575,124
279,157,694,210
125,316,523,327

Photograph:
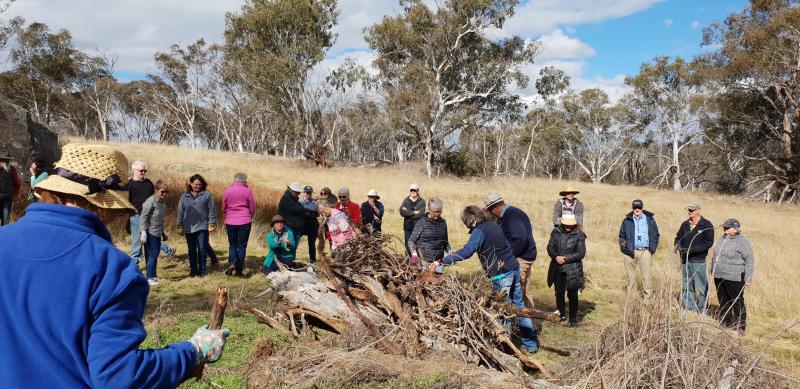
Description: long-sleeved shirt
442,221,519,278
265,227,296,268
497,205,537,260
0,203,196,388
124,178,154,214
674,216,715,263
28,171,49,201
711,233,755,283
141,195,167,237
552,198,584,227
177,190,217,234
221,182,256,226
408,216,450,261
399,196,426,231
278,190,306,232
327,208,354,250
360,200,384,233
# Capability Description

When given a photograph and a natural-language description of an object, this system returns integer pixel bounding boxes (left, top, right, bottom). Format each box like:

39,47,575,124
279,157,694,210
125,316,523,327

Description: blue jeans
0,198,11,226
491,269,539,352
681,262,708,313
129,215,143,262
226,223,251,273
186,230,209,276
145,233,161,279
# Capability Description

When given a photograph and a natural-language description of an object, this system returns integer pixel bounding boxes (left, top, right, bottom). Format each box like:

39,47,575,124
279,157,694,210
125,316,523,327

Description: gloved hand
189,325,231,365
208,224,216,233
139,230,147,244
176,225,184,235
410,254,419,266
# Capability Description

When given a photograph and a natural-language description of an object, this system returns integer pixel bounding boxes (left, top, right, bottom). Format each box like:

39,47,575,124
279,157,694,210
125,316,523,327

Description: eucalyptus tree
365,0,539,177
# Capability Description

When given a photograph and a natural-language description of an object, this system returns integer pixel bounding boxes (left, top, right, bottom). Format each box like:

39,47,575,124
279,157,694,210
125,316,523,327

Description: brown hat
559,185,580,196
271,214,285,226
34,144,135,211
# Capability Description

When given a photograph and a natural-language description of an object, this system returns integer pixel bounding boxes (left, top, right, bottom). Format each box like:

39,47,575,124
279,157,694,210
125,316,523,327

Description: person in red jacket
0,154,20,226
336,187,362,227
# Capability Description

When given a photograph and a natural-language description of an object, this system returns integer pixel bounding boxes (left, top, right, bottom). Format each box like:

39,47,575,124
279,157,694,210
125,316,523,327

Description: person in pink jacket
221,172,256,277
318,201,354,251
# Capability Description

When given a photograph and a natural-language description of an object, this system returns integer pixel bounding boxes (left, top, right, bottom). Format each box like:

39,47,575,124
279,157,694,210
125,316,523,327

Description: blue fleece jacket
497,205,537,260
0,203,196,388
442,221,519,278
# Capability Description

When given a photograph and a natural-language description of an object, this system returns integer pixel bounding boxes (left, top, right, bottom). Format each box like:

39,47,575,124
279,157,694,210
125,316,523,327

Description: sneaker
148,278,159,286
523,345,539,354
737,328,745,337
224,265,235,276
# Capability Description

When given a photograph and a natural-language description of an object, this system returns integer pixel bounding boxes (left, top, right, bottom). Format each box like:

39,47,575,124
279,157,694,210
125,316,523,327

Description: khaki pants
517,258,535,308
624,249,652,302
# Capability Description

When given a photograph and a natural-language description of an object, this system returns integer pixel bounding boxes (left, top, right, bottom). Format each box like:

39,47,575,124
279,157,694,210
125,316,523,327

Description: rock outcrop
0,98,60,172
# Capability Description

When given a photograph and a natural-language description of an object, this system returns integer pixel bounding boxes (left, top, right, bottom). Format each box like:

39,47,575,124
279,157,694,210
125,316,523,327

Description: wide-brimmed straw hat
366,189,380,199
34,144,135,211
561,214,578,226
559,185,580,196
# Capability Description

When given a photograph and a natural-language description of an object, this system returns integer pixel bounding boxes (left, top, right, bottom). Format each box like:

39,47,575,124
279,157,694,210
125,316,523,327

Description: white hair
428,197,443,211
131,160,146,169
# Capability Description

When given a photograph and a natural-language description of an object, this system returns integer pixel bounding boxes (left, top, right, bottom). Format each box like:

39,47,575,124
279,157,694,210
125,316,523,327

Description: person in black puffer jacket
407,197,450,269
547,213,587,327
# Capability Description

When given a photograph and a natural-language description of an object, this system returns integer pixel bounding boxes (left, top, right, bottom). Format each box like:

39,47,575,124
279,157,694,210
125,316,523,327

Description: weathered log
234,301,295,338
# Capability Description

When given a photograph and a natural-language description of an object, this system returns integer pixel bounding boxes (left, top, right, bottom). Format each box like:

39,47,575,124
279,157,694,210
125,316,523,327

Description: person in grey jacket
408,197,450,269
177,174,217,277
140,180,169,285
711,219,754,336
400,183,426,255
552,185,584,227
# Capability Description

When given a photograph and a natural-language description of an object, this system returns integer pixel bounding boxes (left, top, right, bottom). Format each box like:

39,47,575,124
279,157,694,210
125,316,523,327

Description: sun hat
289,182,303,192
271,214,285,226
34,144,135,211
632,199,644,209
303,185,313,193
559,185,580,196
561,214,577,226
483,192,504,210
721,218,741,230
366,189,380,199
687,202,701,211
409,183,420,191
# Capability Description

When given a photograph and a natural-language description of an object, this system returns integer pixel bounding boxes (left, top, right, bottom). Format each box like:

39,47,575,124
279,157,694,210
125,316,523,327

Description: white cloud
663,19,673,27
537,30,596,59
691,20,701,29
497,0,665,38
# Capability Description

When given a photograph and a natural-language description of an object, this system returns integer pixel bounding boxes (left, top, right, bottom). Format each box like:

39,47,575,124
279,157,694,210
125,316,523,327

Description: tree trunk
672,133,682,191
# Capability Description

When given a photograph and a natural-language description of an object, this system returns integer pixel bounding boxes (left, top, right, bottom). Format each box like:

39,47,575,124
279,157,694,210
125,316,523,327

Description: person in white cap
485,193,538,308
400,183,426,255
360,189,384,235
277,182,306,244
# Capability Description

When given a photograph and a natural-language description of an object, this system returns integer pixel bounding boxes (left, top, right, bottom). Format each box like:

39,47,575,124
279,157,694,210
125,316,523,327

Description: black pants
300,223,318,263
555,272,579,323
714,278,746,330
403,228,413,256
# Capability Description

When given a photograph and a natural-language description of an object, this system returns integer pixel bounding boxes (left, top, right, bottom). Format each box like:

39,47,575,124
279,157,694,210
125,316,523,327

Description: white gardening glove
139,230,147,244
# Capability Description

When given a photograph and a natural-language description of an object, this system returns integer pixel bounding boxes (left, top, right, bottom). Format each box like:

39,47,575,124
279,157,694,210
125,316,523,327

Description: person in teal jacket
0,144,231,388
27,159,49,201
264,214,297,275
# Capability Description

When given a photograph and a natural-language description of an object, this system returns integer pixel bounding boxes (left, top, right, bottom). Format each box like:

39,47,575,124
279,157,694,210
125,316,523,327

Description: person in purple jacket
221,172,256,277
0,143,230,388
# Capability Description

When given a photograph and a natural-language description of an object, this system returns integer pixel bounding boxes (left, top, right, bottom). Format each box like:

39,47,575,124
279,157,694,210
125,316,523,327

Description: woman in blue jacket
0,144,230,388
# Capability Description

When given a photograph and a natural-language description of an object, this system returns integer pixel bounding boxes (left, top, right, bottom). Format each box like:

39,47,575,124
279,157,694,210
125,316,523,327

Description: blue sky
4,0,752,99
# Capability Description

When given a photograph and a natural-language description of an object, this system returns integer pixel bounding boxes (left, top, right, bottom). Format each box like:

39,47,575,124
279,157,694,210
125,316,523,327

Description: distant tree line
0,0,798,203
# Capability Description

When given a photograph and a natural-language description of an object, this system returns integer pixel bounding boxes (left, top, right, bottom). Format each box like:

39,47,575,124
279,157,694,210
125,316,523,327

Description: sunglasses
135,169,147,173
338,196,347,199
632,207,642,210
410,189,418,192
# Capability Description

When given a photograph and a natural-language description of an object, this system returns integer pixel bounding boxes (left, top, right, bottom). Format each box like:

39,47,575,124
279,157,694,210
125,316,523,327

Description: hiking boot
224,265,235,276
569,321,579,328
523,346,538,354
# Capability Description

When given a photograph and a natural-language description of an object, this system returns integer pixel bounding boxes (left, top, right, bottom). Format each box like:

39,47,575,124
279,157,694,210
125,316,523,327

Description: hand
208,224,216,233
368,198,375,206
29,167,35,176
189,325,231,364
428,261,442,272
556,256,566,265
139,230,147,244
745,282,752,288
176,225,184,235
410,254,419,266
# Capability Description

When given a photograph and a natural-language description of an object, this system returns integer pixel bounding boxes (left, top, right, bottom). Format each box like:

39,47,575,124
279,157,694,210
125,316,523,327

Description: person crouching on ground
0,143,230,387
429,205,539,354
547,214,587,327
711,219,754,336
318,201,355,252
140,179,169,286
177,174,218,277
263,214,297,275
408,197,450,269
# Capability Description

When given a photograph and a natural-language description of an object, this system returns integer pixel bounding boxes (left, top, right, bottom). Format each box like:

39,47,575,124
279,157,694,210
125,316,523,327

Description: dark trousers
555,272,580,323
715,278,747,330
0,198,11,226
226,223,251,274
186,230,209,276
144,233,161,279
301,222,318,263
403,228,412,256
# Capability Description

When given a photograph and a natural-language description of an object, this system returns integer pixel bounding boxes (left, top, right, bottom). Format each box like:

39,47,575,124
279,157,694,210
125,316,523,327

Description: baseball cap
632,199,644,209
303,185,313,193
409,183,420,191
721,218,741,229
687,202,701,211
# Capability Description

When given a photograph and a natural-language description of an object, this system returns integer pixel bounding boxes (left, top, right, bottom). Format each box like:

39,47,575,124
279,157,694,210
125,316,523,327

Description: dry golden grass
73,139,800,380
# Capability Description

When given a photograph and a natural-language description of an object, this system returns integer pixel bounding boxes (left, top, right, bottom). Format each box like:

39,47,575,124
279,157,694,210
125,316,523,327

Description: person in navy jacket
618,199,660,303
430,205,539,353
0,144,230,388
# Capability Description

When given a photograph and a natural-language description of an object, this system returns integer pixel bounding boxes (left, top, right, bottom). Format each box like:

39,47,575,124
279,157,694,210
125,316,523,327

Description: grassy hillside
77,140,800,386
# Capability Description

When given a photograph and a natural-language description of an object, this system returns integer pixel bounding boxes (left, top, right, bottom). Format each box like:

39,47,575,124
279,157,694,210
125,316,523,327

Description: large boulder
0,98,60,174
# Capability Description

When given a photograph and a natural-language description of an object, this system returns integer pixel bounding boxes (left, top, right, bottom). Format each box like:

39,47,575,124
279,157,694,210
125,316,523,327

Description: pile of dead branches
562,289,799,388
247,234,559,377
